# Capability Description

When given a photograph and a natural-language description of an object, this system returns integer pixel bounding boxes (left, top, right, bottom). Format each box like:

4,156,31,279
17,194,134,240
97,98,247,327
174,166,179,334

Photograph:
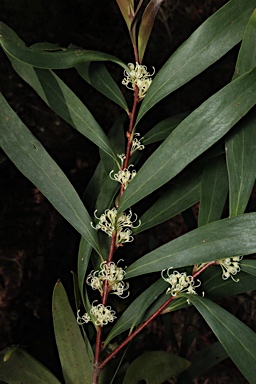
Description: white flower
117,154,126,167
77,309,91,325
161,269,201,296
91,207,140,245
217,256,243,282
109,165,136,189
131,133,145,154
86,261,129,298
122,62,155,99
90,302,116,326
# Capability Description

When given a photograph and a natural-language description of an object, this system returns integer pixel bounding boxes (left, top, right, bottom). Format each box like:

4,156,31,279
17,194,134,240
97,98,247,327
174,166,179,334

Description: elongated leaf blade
77,237,92,306
198,155,228,226
0,348,61,384
52,281,93,384
136,0,256,122
123,351,190,384
134,167,202,234
126,213,256,278
0,94,101,254
138,0,164,63
188,295,256,383
119,67,256,213
143,112,189,145
241,259,256,276
9,59,117,161
226,10,256,217
0,22,128,70
76,62,129,112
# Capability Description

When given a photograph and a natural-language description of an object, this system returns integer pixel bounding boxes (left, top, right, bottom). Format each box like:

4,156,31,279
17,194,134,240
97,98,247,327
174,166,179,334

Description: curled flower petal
217,256,243,282
161,269,201,296
90,302,116,326
122,63,155,99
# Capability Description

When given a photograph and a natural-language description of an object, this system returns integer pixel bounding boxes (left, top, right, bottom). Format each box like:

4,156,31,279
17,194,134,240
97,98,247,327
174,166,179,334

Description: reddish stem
192,261,217,279
98,294,175,370
92,327,102,384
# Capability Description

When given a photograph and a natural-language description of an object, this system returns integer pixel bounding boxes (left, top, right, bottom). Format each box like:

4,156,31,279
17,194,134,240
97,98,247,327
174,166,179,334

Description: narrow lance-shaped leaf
8,57,117,161
52,281,93,384
226,9,256,217
116,0,134,30
198,155,228,226
76,62,129,112
119,67,256,213
136,0,256,123
0,348,61,384
138,0,165,63
241,259,256,276
134,167,202,234
0,22,128,70
126,213,256,278
188,295,256,384
0,94,101,255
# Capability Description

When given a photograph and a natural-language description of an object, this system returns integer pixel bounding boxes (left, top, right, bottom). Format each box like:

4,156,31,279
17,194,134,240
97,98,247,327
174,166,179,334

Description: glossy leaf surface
126,213,256,278
136,0,256,122
123,351,190,384
0,348,61,384
188,295,256,383
0,94,101,255
119,67,256,212
52,281,93,384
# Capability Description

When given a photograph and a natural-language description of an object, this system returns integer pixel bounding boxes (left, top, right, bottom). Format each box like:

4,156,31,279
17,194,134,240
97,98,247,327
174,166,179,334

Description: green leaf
116,0,134,30
188,295,256,383
9,59,117,161
0,94,101,255
0,22,128,70
136,0,256,122
226,110,256,216
77,237,92,306
76,62,129,112
126,213,256,278
138,0,164,63
226,10,256,217
123,351,190,384
104,279,168,345
119,67,256,213
198,155,228,226
183,342,228,381
201,268,256,299
0,348,61,384
241,259,256,276
52,281,93,384
142,112,189,145
134,167,202,234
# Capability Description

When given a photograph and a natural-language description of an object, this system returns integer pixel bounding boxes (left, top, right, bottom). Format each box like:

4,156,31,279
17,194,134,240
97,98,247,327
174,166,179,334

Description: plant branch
98,294,175,370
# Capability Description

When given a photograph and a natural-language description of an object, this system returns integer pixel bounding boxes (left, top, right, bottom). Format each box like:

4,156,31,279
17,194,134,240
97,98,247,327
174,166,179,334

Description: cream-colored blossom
131,133,145,154
77,309,91,325
161,269,201,296
90,302,116,326
86,261,129,298
122,63,155,99
217,256,243,282
109,165,136,189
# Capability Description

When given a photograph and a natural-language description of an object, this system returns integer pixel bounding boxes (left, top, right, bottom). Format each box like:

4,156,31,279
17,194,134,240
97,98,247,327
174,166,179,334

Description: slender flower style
217,256,243,281
77,309,91,325
122,63,155,99
131,133,145,154
86,261,129,298
90,302,117,326
117,153,126,168
109,165,136,189
161,269,201,296
91,208,140,245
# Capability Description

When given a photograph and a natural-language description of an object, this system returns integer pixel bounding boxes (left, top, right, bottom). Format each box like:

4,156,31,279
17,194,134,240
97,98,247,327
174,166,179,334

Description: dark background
1,1,253,383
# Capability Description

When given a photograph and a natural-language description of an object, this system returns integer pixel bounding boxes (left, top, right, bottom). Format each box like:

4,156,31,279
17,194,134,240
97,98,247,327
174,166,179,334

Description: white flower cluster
217,256,243,281
161,269,201,296
86,261,129,298
110,165,136,190
92,208,140,245
131,133,145,154
77,302,116,327
122,63,155,99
